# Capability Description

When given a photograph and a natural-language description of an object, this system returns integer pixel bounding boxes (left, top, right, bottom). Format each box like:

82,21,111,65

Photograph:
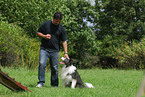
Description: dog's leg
71,79,77,89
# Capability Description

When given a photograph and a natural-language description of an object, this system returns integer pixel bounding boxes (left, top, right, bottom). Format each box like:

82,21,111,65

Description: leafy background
0,0,145,69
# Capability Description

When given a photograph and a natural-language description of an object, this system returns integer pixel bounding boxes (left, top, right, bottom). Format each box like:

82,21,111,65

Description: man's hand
64,54,69,59
44,34,51,40
37,33,51,40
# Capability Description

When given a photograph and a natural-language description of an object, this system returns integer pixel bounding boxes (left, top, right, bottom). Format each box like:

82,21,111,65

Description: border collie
60,57,95,89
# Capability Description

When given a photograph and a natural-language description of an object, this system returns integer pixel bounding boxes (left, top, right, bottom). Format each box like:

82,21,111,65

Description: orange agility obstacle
0,69,31,92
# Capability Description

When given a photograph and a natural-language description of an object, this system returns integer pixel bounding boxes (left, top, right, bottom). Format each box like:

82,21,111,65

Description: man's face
52,19,61,26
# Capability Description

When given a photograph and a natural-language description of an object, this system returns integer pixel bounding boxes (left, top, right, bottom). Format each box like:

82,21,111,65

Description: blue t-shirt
38,20,68,52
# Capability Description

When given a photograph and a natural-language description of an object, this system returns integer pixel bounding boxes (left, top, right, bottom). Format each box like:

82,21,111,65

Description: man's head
52,12,63,26
53,12,63,20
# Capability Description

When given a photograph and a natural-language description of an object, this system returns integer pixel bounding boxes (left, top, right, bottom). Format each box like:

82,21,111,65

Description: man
36,12,69,88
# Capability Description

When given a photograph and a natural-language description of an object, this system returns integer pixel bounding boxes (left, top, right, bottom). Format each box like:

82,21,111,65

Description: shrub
0,21,22,66
0,21,40,68
98,35,125,68
112,37,145,69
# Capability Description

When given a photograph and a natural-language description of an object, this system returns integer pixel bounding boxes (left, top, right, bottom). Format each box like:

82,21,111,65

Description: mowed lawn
0,67,144,97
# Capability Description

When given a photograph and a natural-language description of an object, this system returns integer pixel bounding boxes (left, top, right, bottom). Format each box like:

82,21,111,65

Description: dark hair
53,12,63,20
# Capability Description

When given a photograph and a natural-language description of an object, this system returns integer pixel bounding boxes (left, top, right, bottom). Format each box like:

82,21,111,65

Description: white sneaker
36,83,44,88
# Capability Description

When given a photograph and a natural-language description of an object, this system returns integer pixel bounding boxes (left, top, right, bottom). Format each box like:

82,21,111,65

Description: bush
0,21,40,68
98,35,125,68
112,37,145,69
0,21,22,66
98,35,145,69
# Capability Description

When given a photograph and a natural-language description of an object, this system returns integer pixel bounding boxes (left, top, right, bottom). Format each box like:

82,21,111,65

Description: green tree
94,0,145,41
62,0,101,68
93,0,145,68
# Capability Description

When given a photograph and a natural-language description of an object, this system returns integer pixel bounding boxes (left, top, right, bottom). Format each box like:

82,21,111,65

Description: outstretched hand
44,34,51,40
64,54,69,59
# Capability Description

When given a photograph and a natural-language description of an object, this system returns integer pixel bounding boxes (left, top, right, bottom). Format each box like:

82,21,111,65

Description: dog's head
60,57,74,67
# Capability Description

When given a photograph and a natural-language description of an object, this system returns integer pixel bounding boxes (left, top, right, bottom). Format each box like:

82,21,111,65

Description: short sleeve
38,22,45,33
60,26,68,42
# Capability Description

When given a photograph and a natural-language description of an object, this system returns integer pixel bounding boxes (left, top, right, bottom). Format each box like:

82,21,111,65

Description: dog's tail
85,83,95,88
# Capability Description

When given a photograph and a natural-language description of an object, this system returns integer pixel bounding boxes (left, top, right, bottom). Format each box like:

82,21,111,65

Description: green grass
0,67,144,97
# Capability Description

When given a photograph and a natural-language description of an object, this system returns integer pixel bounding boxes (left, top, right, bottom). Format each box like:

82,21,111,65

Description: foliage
0,0,77,37
0,0,51,37
0,21,40,68
98,35,145,69
98,35,126,68
62,0,100,68
0,0,95,37
112,37,145,69
0,21,23,66
68,29,101,68
1,0,145,69
94,0,145,41
93,0,145,69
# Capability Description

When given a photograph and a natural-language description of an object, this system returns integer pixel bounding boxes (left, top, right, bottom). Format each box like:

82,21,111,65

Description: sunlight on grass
0,67,143,97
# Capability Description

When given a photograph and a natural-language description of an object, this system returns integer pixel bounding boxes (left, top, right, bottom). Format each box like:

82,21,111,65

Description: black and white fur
60,57,95,89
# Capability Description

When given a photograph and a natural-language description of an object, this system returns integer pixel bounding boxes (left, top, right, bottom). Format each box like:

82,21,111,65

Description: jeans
38,47,59,87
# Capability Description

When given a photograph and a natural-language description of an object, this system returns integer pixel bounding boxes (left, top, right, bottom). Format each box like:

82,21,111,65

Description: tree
92,0,145,68
94,0,145,41
62,0,101,68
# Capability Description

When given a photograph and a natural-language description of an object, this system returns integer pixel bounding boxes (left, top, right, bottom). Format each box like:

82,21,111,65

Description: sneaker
36,83,44,88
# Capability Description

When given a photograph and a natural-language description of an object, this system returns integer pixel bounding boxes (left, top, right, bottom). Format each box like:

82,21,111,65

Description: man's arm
62,41,69,59
37,32,51,40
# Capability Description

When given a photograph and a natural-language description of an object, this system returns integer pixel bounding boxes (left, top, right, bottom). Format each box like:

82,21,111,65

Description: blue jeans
38,47,59,87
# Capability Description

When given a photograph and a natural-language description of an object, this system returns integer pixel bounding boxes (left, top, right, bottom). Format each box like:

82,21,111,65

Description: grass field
0,67,144,97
